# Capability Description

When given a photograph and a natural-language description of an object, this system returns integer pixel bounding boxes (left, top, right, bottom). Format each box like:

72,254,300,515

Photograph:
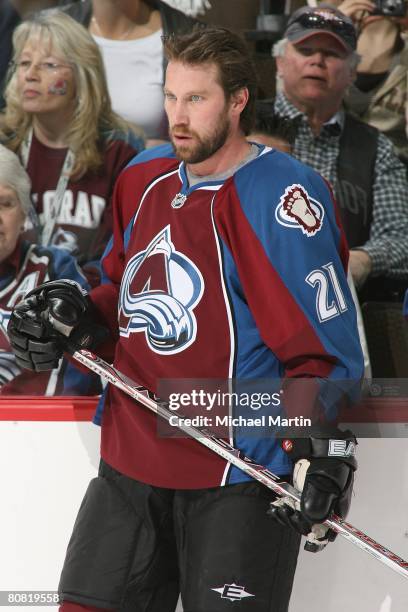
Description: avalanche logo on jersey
118,225,204,355
275,184,324,237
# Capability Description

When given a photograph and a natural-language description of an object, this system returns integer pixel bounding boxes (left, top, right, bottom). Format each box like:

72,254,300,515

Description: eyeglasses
13,60,72,74
290,12,357,50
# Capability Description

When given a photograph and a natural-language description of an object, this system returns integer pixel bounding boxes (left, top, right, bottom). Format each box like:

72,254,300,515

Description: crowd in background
0,0,407,394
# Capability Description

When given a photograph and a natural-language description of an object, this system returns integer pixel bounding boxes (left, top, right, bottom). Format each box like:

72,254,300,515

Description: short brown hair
163,26,258,135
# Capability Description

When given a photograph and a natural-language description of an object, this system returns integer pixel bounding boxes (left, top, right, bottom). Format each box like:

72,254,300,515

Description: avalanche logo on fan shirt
118,225,204,354
275,184,324,237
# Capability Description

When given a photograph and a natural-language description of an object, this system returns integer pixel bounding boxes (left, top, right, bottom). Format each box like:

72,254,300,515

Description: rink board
0,398,407,612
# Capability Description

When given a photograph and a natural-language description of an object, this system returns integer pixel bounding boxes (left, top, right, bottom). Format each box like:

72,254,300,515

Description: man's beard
170,109,231,164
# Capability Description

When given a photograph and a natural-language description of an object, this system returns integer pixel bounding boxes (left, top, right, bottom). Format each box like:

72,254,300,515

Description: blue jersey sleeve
214,149,364,419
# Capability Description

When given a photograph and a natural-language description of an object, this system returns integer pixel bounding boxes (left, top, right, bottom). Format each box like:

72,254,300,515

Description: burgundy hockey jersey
91,144,364,489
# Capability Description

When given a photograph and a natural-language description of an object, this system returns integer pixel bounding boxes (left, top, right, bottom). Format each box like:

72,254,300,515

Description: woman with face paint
56,0,200,145
0,11,144,285
0,143,100,395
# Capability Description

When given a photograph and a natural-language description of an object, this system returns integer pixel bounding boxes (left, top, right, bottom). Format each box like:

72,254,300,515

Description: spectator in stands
265,4,408,295
330,0,408,162
56,0,199,145
0,1,81,107
0,11,143,283
0,144,99,395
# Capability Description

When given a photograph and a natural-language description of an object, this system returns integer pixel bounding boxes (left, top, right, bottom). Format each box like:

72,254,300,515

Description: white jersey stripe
210,194,236,486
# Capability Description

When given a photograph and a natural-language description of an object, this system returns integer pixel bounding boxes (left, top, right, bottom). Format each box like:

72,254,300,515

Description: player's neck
186,134,252,178
32,115,70,149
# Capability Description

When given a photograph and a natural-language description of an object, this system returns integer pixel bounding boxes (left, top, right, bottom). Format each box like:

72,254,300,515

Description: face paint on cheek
48,79,68,95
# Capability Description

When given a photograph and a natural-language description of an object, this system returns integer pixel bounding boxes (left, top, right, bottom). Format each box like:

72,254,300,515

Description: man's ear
230,87,249,116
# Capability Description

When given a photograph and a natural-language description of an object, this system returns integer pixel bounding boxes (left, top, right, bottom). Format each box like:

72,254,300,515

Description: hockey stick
71,347,408,580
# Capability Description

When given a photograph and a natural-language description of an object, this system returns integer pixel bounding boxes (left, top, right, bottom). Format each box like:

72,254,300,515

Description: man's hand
349,249,372,288
268,429,357,552
8,280,106,372
8,294,64,371
337,0,375,21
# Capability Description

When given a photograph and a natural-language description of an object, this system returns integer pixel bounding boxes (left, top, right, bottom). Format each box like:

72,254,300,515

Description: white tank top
93,29,167,139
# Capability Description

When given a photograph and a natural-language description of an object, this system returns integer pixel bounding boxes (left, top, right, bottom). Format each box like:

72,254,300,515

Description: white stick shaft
73,348,408,581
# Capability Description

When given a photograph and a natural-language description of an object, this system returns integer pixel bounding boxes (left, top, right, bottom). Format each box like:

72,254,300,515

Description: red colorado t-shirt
25,132,139,263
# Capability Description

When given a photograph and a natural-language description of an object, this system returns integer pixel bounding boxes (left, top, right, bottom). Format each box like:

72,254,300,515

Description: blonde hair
0,144,32,216
1,10,140,178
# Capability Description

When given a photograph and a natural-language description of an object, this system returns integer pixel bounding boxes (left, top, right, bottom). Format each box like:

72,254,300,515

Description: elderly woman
0,144,99,395
0,11,143,276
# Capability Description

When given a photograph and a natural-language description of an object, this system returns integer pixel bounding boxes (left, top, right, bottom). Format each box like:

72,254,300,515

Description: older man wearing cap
256,4,408,297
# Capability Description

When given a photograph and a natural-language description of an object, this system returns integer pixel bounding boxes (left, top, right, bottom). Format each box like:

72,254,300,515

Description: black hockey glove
268,427,357,552
8,280,108,372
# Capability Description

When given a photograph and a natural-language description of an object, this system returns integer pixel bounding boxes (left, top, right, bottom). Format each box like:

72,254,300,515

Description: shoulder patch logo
275,184,324,237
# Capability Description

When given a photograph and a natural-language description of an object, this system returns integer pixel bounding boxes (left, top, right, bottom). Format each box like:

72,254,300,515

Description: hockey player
8,27,364,612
